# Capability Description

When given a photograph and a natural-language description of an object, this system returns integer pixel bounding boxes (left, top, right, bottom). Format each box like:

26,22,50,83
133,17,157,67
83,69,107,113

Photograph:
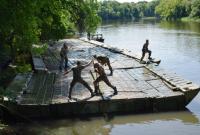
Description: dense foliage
98,0,200,21
0,0,100,62
155,0,200,20
98,0,159,20
190,0,200,18
155,0,187,20
0,0,100,92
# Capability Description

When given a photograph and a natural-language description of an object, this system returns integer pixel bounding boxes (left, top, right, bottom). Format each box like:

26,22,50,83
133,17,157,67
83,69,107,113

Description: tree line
98,0,200,20
156,0,200,20
98,0,159,20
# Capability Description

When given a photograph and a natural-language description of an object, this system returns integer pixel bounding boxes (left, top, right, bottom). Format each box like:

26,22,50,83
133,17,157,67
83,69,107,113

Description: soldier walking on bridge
140,39,152,62
93,55,113,76
93,63,117,95
64,60,94,99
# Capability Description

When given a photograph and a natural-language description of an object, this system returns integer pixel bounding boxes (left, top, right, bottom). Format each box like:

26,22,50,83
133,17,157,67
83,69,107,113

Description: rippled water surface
11,20,200,135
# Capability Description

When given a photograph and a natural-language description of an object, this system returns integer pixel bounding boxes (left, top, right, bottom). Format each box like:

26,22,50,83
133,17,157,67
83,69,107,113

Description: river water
8,20,200,135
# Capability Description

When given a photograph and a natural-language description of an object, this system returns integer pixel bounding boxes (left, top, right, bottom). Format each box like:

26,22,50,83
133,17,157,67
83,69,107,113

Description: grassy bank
141,17,158,20
181,17,200,23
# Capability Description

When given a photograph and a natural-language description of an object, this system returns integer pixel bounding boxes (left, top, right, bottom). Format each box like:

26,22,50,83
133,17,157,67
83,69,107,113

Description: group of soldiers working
59,42,117,99
60,39,152,99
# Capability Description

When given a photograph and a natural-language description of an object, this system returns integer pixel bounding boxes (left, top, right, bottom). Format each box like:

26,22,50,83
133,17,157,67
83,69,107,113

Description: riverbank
181,17,200,23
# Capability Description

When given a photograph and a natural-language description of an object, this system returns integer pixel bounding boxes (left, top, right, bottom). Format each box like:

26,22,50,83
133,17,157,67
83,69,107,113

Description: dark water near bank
6,20,200,135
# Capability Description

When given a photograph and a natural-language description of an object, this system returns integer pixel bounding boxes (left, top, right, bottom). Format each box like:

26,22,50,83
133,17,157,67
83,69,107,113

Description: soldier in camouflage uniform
59,42,69,70
64,60,94,99
93,55,113,76
93,63,117,95
140,39,152,62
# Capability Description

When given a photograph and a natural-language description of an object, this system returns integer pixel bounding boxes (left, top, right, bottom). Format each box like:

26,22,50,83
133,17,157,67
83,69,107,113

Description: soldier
93,55,113,76
59,42,69,71
140,39,152,62
64,60,94,99
87,32,91,40
93,63,117,95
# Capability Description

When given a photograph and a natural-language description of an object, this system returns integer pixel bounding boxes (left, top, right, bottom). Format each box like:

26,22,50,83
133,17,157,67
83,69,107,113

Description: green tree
0,0,101,62
136,1,147,17
190,0,200,18
98,1,141,20
144,0,160,17
66,0,101,34
0,0,40,61
182,0,192,16
155,0,187,20
38,0,73,41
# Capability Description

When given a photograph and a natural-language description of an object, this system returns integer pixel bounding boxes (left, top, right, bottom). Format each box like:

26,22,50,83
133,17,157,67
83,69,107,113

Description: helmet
77,61,81,65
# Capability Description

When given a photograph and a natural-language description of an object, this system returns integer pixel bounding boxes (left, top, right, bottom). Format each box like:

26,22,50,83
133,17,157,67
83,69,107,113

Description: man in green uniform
93,55,113,76
64,60,94,99
140,39,152,62
93,63,117,95
59,42,69,71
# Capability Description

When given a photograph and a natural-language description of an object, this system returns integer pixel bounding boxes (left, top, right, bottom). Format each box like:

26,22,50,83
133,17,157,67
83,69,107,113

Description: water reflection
159,21,200,34
101,20,200,34
101,19,160,27
11,110,199,135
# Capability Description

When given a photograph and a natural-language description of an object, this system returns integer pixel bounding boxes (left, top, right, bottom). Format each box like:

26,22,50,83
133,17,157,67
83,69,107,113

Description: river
6,20,200,135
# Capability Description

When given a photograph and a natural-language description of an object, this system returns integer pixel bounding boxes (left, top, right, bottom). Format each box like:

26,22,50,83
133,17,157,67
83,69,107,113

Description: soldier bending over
93,55,113,76
93,63,117,95
64,60,94,99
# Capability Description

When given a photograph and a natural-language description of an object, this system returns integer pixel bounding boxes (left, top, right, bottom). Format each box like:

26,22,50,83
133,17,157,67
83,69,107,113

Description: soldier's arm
83,59,94,68
63,68,72,75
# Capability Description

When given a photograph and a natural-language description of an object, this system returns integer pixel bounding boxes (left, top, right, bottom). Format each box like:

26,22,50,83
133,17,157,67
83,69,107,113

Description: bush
31,43,48,57
15,64,32,73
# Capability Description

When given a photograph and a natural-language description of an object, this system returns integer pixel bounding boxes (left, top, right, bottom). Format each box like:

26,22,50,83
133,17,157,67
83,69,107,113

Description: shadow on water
6,109,199,135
